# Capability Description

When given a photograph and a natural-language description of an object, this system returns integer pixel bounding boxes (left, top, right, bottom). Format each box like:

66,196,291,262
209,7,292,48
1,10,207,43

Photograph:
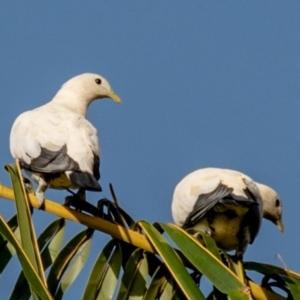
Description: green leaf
55,236,92,300
47,228,93,295
127,252,149,299
96,242,122,300
159,273,176,300
116,248,148,300
82,239,123,300
143,263,186,300
6,165,45,270
170,283,187,300
143,264,166,300
10,218,66,300
187,228,221,261
0,214,18,274
139,221,205,300
0,215,53,300
40,219,66,270
6,163,47,297
159,223,248,298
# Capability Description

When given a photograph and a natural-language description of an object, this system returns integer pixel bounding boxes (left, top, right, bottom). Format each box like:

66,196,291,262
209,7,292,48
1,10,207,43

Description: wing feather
183,182,233,227
10,107,100,179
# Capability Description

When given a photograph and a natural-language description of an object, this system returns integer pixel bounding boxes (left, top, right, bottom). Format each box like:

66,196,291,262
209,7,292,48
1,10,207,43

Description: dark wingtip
69,171,102,191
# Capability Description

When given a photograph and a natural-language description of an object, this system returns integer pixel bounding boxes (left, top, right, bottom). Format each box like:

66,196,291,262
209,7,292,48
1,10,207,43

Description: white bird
172,168,284,258
10,73,121,208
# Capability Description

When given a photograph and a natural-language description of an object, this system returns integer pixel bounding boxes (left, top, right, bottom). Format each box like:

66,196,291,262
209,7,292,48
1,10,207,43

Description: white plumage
10,73,121,207
172,168,284,257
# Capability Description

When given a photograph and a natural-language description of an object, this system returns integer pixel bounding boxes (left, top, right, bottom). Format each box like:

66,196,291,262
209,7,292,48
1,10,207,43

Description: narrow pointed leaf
159,274,176,300
187,229,221,261
0,215,53,299
139,221,205,300
37,218,66,252
11,218,65,300
47,228,93,295
6,163,47,294
6,165,45,273
143,264,166,300
95,242,122,300
116,248,148,300
55,237,92,300
83,239,118,300
0,214,18,274
159,223,248,298
170,284,187,300
126,252,148,299
0,237,16,274
144,263,186,300
40,219,66,270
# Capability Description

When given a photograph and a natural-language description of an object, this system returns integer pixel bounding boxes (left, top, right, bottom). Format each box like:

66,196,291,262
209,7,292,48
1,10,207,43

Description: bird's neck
256,183,272,216
49,88,95,117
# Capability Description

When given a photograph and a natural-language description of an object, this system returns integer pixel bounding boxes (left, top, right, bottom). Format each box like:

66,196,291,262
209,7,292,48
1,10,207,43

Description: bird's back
172,167,263,255
10,104,101,192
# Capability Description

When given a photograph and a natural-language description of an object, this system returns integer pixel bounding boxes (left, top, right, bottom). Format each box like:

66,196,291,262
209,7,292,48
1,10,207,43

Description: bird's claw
64,194,100,217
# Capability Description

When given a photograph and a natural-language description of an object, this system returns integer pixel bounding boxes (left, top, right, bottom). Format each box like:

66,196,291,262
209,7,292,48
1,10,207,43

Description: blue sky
1,2,300,297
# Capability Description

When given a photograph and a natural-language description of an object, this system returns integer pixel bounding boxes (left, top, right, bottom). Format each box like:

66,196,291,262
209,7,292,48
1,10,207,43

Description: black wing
183,181,261,230
21,145,79,173
242,181,263,243
183,182,234,228
69,152,102,191
22,145,102,191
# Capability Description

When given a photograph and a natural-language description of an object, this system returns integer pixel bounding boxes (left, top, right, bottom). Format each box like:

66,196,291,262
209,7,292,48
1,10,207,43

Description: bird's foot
64,189,85,208
64,192,99,217
64,195,74,207
76,189,86,202
64,189,86,206
242,286,251,295
205,228,213,235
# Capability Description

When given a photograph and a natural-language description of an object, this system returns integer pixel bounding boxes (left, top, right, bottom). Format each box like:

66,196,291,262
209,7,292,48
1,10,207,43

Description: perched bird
172,168,284,258
10,73,121,208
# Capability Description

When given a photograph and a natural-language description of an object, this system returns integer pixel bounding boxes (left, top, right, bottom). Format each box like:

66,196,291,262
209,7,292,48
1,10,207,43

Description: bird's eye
95,78,102,85
275,199,280,207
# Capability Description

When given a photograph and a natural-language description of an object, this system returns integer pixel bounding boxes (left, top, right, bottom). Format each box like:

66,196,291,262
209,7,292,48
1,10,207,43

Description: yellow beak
108,90,122,104
277,219,285,233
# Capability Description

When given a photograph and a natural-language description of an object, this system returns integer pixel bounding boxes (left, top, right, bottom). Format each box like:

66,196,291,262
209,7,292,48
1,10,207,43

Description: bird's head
61,73,122,104
256,183,284,233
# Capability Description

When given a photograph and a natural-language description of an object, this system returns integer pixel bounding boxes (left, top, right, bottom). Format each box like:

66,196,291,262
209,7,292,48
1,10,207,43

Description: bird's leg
76,188,86,201
23,177,35,194
35,177,49,209
194,218,214,236
234,227,250,284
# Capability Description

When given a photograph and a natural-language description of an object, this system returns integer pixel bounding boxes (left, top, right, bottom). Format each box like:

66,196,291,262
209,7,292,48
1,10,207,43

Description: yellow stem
0,183,155,253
